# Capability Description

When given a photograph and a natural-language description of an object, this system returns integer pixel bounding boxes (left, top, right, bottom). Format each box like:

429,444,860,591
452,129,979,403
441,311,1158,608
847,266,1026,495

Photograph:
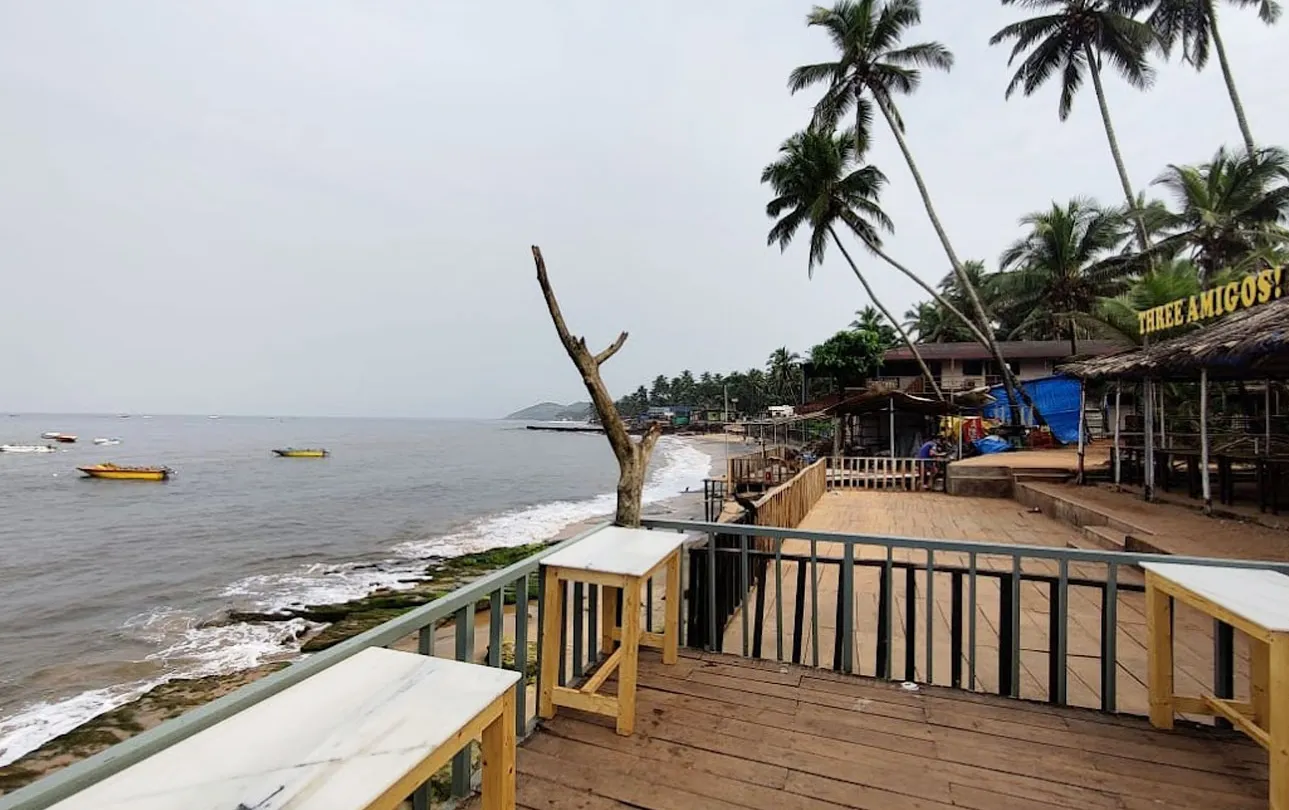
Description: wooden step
1073,524,1127,552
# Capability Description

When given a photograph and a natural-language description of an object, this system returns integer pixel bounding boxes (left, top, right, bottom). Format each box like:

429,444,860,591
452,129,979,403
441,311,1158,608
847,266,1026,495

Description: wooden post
888,398,895,459
1201,368,1212,515
480,690,517,810
1268,380,1274,455
1160,388,1167,451
1143,379,1155,502
1077,379,1086,485
1113,382,1122,487
1145,573,1174,729
538,568,562,719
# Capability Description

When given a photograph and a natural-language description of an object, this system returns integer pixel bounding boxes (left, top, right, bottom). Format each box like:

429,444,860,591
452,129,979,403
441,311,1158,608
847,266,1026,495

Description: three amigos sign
1137,266,1284,336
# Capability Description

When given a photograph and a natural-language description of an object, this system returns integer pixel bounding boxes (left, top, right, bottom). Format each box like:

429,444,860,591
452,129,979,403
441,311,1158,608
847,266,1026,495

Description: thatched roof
1060,296,1289,381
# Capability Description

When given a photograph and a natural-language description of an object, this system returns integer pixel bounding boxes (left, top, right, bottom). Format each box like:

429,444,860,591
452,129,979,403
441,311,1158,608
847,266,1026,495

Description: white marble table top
1142,562,1289,632
48,647,519,810
541,525,688,577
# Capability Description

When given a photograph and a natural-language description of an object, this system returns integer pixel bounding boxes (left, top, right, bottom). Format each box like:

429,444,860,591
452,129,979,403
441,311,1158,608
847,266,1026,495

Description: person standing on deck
917,438,947,490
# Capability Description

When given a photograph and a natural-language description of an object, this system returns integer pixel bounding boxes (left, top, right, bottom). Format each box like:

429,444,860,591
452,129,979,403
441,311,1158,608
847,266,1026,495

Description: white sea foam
394,436,711,558
0,612,311,767
219,561,420,612
0,437,712,768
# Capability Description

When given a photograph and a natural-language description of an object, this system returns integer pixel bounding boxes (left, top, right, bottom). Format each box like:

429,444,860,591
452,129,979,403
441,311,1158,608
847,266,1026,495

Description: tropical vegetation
617,0,1288,422
761,0,1285,421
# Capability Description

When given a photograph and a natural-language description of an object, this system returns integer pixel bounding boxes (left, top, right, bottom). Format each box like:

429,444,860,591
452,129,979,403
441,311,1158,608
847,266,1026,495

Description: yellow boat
272,448,329,458
78,463,173,481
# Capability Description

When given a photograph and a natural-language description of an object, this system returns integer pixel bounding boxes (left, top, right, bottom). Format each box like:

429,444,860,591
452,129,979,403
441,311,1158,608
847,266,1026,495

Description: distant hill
504,401,592,421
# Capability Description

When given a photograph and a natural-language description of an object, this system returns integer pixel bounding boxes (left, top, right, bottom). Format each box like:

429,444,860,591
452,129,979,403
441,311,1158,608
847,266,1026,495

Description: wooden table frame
396,689,516,810
1146,569,1289,808
537,548,681,736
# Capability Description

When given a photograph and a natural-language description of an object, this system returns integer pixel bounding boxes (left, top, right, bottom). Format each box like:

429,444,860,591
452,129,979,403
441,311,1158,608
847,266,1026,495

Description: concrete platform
948,446,1110,498
1017,481,1289,561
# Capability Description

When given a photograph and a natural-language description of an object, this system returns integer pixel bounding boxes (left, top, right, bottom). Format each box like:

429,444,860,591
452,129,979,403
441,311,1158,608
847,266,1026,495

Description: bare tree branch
532,245,662,526
594,332,629,366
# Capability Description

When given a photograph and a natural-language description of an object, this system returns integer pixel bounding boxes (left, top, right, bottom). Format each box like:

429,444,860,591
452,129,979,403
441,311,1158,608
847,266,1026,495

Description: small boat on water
93,437,122,446
42,432,78,443
0,444,57,453
272,448,329,458
78,463,173,481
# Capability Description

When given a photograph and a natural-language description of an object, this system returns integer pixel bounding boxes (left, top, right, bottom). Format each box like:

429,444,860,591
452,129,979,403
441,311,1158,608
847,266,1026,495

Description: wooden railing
726,444,797,490
753,458,827,528
827,456,938,491
687,459,826,650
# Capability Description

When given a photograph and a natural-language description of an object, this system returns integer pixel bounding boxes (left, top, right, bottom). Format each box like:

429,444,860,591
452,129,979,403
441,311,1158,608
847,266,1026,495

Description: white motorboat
0,444,57,453
93,437,122,446
40,432,61,439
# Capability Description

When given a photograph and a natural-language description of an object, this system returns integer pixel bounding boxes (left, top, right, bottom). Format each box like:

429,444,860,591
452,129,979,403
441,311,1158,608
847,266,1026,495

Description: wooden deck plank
497,649,1266,810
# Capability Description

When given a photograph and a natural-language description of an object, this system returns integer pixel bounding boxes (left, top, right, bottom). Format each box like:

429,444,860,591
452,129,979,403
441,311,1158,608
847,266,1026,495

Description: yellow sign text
1138,267,1284,336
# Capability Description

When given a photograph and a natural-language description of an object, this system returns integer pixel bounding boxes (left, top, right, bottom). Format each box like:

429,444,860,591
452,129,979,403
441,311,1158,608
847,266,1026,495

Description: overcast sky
0,1,1283,417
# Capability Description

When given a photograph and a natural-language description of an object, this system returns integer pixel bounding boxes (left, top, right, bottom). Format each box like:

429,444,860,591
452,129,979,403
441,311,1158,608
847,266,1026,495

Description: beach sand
0,436,726,796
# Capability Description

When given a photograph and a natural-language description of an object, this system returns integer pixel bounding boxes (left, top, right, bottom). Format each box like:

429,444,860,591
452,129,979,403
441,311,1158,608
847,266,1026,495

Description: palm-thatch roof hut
1060,296,1289,381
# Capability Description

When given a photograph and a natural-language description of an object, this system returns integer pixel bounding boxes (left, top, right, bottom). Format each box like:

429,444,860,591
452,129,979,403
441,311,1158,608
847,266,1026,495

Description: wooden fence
687,459,826,650
726,444,797,490
827,456,937,491
753,457,827,528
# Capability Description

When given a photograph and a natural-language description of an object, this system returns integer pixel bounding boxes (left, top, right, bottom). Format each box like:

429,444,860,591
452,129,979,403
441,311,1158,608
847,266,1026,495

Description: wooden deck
468,649,1267,809
722,490,1258,717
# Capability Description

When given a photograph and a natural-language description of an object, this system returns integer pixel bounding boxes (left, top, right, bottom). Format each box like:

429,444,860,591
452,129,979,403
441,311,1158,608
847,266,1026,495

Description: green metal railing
5,517,1287,808
647,517,1289,715
0,523,614,810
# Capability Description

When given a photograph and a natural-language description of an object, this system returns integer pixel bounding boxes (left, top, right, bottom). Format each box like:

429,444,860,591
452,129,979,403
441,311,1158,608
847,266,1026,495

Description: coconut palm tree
989,0,1158,250
993,198,1135,354
789,0,1028,421
762,126,944,399
850,306,899,347
1149,145,1289,281
1147,0,1280,154
1091,259,1204,343
766,347,804,403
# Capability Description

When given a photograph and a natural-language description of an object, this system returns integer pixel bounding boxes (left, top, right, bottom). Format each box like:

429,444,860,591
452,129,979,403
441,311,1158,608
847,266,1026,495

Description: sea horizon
0,414,716,767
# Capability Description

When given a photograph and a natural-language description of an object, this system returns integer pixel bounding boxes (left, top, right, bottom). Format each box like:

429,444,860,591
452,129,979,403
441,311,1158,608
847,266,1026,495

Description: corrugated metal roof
883,340,1127,362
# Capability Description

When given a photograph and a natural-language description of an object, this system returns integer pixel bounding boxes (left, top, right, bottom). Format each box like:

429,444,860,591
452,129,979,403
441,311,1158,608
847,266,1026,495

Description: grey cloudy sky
0,1,1283,417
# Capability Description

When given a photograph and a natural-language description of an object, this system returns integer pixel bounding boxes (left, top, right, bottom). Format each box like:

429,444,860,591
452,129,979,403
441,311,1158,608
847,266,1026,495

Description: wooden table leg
1145,576,1174,729
663,551,681,665
1253,638,1271,728
481,690,516,810
538,567,562,720
1271,634,1289,810
601,585,618,655
616,577,642,736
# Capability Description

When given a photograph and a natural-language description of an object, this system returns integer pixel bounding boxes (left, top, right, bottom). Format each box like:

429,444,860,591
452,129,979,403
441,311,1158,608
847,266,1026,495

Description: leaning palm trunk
875,97,1034,425
861,238,1051,428
1207,7,1257,154
1084,45,1152,251
829,227,944,401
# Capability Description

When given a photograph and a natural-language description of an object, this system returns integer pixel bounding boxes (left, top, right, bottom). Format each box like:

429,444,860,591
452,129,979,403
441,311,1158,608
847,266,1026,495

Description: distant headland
502,401,592,421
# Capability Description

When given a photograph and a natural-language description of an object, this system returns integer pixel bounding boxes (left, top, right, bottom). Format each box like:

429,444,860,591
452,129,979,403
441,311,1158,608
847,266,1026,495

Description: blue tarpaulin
984,374,1083,444
972,435,1010,454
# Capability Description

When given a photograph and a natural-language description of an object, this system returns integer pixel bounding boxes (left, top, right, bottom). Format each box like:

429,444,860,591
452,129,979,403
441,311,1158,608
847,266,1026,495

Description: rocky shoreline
0,540,552,796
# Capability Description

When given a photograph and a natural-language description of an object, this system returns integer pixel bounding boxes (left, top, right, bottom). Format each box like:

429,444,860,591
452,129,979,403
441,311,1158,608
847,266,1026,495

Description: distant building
767,405,796,418
876,340,1125,393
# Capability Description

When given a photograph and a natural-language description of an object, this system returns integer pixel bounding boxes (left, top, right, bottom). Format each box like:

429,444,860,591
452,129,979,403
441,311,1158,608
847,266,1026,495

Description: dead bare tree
532,245,662,526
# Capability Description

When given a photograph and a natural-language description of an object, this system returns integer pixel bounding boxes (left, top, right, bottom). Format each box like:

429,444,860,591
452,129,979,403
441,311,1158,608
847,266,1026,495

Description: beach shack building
1062,294,1289,512
876,340,1124,393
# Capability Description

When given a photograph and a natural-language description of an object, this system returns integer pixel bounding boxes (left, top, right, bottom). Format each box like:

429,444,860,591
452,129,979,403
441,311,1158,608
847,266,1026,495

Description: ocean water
0,415,710,766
